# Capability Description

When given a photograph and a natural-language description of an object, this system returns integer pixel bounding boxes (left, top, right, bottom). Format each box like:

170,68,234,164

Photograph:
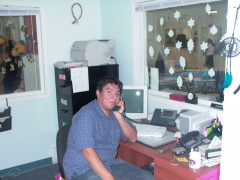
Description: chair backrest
56,124,71,179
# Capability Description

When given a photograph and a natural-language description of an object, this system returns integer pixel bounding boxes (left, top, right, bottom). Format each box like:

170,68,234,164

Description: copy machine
70,40,116,66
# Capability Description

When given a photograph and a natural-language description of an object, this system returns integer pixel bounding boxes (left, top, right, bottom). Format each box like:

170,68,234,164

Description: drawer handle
61,109,68,113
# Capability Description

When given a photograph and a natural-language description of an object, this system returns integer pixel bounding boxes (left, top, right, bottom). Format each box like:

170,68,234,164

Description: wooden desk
117,140,220,180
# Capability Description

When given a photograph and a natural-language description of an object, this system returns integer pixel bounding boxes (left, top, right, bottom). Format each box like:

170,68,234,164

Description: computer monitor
121,85,148,120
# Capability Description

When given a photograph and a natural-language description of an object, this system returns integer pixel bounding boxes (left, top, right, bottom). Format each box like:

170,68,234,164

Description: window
0,3,47,100
133,0,228,103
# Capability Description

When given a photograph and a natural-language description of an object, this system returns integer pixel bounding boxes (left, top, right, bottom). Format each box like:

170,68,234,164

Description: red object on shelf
169,93,185,102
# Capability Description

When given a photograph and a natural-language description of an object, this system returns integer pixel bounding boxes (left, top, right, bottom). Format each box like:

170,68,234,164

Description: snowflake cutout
200,41,208,52
176,41,182,50
188,72,193,82
148,25,153,32
206,4,211,15
179,56,186,70
156,34,162,42
210,25,218,35
169,67,175,75
187,18,195,29
160,17,164,27
187,39,194,53
208,68,215,77
164,47,170,56
177,76,183,89
168,29,174,38
149,46,154,58
174,10,181,21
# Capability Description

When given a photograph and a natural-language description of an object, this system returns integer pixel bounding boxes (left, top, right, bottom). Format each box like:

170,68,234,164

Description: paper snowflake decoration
148,25,153,32
156,34,162,42
174,10,181,21
187,18,195,29
164,47,170,56
200,41,208,52
160,17,164,27
176,41,182,50
149,46,154,58
206,4,211,15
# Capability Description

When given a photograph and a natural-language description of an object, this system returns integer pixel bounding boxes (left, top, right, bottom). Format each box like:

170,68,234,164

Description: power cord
170,154,180,166
115,111,149,124
110,56,118,64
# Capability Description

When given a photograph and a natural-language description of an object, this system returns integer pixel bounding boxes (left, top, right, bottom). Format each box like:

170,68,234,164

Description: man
63,76,153,180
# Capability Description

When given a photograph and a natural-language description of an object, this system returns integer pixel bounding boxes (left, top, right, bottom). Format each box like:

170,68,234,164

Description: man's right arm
82,148,115,180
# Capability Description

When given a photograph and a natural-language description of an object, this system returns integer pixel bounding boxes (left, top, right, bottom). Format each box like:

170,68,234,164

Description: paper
0,116,10,123
208,136,222,149
205,161,220,168
176,157,188,162
70,67,89,93
150,68,159,91
54,61,83,68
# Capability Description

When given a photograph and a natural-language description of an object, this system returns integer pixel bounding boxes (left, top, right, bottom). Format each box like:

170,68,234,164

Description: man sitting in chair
63,76,153,180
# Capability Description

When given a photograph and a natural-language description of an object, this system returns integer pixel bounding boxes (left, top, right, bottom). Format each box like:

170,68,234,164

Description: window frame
132,0,225,107
0,1,49,103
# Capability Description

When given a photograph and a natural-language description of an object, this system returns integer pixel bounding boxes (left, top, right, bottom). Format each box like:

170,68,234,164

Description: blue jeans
71,162,154,180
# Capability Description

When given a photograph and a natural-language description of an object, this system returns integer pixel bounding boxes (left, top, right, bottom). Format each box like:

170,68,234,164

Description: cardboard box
199,144,221,159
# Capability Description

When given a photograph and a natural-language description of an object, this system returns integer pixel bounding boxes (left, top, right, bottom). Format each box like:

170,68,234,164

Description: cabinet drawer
56,85,72,95
57,96,73,119
55,68,71,87
58,116,72,128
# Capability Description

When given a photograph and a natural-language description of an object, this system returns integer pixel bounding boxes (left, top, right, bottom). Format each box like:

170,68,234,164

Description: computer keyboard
132,122,166,138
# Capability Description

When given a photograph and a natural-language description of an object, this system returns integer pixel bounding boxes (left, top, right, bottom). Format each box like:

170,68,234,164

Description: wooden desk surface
117,140,220,180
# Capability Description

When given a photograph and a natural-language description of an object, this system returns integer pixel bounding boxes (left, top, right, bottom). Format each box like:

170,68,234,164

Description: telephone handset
178,131,211,151
112,97,123,112
112,105,120,111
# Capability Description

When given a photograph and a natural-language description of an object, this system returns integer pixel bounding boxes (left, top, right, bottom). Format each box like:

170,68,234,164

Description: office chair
56,124,71,180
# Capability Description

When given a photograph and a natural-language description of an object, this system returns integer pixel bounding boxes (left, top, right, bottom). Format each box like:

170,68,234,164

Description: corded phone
178,131,211,152
151,108,178,127
112,105,120,111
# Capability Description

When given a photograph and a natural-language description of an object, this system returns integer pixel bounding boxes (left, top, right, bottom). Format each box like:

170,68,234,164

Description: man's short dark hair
96,76,123,93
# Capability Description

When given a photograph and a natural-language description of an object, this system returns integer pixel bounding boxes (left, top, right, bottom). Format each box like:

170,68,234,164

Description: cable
111,56,118,64
170,154,180,166
115,111,150,124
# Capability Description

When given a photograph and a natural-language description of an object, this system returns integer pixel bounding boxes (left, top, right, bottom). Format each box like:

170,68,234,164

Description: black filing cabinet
54,64,119,128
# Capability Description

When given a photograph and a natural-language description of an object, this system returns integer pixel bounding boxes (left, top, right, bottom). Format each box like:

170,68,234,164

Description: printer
70,40,116,66
179,110,212,135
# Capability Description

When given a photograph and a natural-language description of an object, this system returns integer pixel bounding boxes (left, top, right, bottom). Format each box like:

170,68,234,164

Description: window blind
135,0,222,11
0,5,40,16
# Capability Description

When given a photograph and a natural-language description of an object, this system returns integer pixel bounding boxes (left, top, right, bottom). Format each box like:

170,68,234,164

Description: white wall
100,0,134,85
220,1,240,179
0,0,101,170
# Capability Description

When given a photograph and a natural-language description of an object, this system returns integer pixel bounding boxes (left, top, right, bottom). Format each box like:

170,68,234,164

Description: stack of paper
54,61,85,68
